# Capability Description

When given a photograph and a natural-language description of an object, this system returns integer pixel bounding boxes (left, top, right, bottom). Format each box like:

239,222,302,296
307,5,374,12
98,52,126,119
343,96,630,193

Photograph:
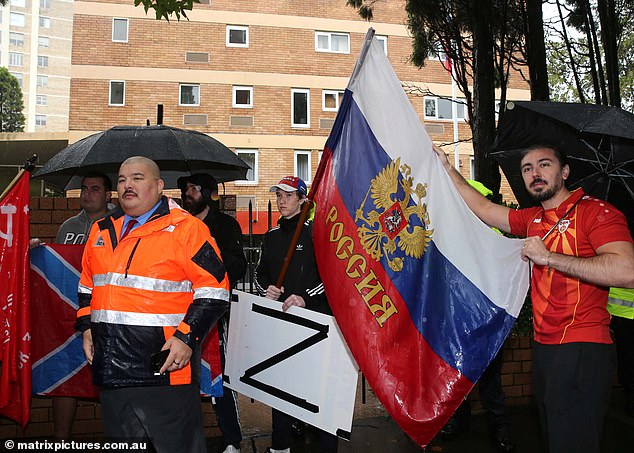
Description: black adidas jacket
254,214,330,315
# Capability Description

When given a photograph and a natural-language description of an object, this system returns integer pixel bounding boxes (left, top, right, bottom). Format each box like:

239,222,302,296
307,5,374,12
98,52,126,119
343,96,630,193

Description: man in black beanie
178,173,247,453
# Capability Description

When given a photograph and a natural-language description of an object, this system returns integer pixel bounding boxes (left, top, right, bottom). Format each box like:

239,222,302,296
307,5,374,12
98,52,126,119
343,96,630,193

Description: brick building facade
67,0,530,231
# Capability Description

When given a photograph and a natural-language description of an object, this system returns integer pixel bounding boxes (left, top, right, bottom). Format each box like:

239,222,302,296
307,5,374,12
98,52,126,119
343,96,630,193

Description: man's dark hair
522,144,568,167
82,171,112,192
177,173,219,208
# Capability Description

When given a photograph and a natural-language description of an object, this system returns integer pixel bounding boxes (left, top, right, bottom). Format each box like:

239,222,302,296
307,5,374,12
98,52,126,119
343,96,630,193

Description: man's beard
183,196,207,216
528,177,564,203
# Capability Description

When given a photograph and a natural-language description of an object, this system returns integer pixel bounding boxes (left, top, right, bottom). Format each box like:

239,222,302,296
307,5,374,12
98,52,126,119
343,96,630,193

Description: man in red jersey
433,143,634,453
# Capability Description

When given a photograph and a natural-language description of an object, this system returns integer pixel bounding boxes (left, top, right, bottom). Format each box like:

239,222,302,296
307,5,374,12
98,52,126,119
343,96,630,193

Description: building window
109,80,125,106
226,25,248,47
39,16,51,29
470,156,475,180
315,32,350,54
37,75,48,87
424,96,467,121
232,86,253,108
291,89,310,128
10,0,26,7
36,95,47,106
112,18,129,43
179,84,200,106
35,115,47,126
9,52,23,67
10,13,26,28
295,151,311,183
236,150,257,183
10,72,23,88
10,32,24,47
38,55,49,67
376,35,388,55
40,0,51,9
322,90,343,112
39,36,49,47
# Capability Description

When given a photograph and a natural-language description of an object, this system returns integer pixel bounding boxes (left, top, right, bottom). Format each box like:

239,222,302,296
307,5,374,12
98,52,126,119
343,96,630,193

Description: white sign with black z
225,290,359,439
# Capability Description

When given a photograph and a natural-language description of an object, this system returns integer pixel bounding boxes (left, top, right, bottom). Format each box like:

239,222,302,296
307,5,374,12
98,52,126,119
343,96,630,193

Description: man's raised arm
433,145,511,233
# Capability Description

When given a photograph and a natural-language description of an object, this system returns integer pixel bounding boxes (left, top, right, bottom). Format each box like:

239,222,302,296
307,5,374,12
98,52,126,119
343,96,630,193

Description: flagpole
451,66,459,171
0,155,36,202
349,28,375,87
275,200,313,288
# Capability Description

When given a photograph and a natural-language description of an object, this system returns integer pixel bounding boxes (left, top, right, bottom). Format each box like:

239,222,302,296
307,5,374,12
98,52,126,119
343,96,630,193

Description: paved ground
206,387,634,453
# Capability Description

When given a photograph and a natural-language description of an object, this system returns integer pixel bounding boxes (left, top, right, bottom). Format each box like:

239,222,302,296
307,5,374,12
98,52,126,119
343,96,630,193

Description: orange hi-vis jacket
75,197,230,388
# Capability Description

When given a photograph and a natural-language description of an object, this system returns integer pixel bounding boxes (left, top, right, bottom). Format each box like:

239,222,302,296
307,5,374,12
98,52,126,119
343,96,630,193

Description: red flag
0,170,32,427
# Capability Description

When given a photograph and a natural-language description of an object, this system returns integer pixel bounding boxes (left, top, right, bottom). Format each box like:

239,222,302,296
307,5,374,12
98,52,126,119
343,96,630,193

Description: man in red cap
255,176,337,453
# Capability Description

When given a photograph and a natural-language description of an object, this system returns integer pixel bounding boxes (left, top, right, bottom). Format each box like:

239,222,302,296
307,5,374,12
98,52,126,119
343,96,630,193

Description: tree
134,0,197,20
545,0,633,108
0,68,26,133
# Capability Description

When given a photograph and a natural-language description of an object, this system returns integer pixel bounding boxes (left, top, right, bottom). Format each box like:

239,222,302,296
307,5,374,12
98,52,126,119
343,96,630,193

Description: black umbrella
492,101,634,225
33,125,250,190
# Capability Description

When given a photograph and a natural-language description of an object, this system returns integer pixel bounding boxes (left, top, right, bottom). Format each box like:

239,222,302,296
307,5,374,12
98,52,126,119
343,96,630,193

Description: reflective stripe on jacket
607,287,634,320
76,196,230,388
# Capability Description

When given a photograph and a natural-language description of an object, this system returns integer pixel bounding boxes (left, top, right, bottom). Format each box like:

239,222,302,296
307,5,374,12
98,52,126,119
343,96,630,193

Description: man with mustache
179,173,247,453
76,156,230,452
433,144,634,453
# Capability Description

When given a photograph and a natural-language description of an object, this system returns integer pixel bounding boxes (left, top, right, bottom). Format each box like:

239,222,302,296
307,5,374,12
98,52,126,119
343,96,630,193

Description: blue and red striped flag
311,30,529,446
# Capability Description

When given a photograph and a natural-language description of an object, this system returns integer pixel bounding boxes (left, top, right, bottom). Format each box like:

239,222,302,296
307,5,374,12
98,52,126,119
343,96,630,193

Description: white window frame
38,36,49,48
10,13,26,28
109,80,125,106
235,149,258,184
226,25,249,48
291,88,310,128
10,72,23,88
294,150,312,184
10,32,24,47
35,114,47,126
322,90,343,112
315,31,350,54
179,83,200,106
376,35,388,55
39,16,51,29
112,18,129,43
36,95,47,106
37,75,48,87
37,55,49,67
10,0,26,7
423,96,467,121
232,85,253,108
9,52,24,67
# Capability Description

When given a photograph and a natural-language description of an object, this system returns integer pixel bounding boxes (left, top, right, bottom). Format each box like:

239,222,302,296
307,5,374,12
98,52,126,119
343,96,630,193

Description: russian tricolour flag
311,30,530,446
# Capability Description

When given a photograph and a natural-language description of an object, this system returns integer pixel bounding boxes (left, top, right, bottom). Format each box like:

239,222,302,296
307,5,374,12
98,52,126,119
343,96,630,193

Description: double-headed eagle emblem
355,158,433,272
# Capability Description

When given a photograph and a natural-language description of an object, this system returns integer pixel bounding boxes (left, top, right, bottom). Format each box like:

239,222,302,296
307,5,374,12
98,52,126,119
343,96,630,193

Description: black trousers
271,408,338,452
611,316,634,398
212,316,243,449
532,341,615,453
100,384,207,453
453,351,509,435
